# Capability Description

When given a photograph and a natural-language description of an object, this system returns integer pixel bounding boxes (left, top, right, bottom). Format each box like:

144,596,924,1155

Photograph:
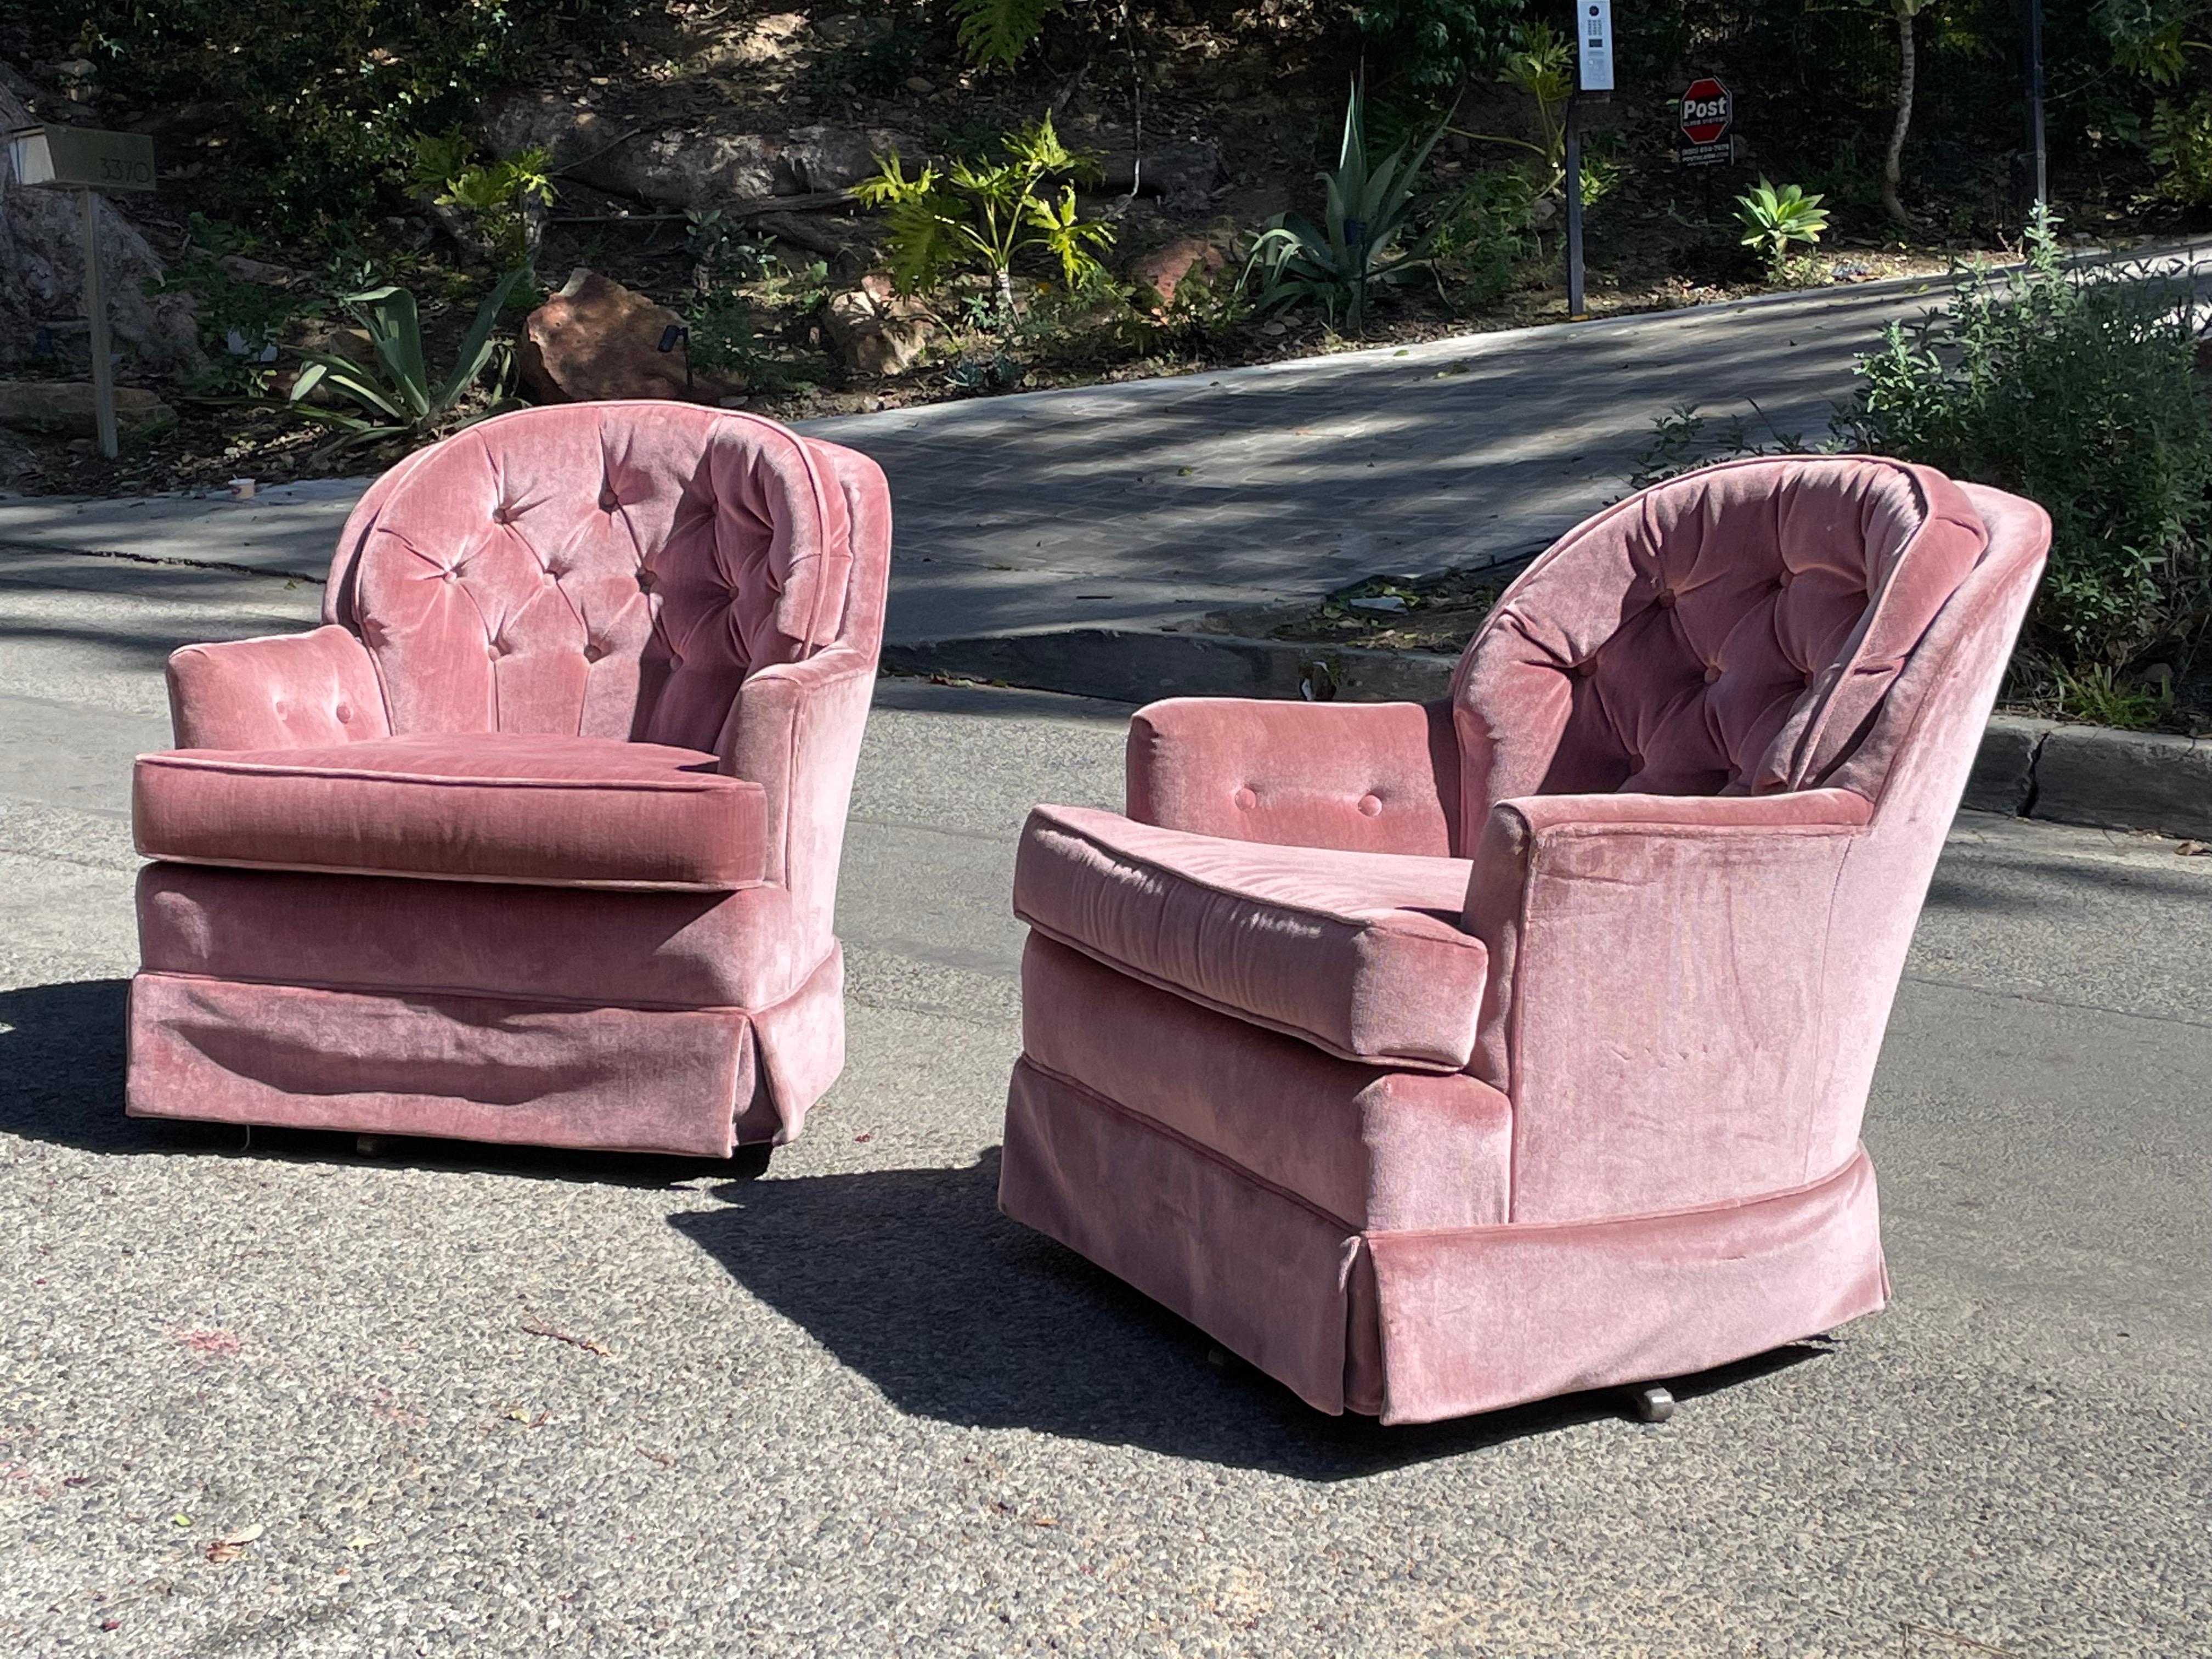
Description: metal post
1565,91,1585,320
2025,0,2047,208
80,188,117,460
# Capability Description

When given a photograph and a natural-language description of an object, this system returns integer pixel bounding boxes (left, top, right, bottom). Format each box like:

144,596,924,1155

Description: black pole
1565,90,1585,318
2027,0,2047,207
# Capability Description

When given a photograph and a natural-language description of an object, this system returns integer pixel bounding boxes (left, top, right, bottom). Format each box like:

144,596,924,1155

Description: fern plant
950,0,1060,66
1248,80,1447,333
854,116,1113,312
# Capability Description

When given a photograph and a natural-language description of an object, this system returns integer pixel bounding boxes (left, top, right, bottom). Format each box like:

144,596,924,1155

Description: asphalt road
1,549,2208,1657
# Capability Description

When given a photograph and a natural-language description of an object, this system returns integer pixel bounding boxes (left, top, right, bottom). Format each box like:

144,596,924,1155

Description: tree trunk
1882,3,1917,227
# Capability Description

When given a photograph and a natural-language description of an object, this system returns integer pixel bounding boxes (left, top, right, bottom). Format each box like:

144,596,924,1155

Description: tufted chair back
324,404,859,751
1451,455,1989,846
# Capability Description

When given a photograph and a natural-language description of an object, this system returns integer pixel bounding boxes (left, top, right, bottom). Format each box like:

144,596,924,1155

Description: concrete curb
884,632,2212,842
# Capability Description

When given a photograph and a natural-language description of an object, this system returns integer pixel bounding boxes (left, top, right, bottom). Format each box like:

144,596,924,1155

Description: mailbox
5,124,159,460
7,125,156,193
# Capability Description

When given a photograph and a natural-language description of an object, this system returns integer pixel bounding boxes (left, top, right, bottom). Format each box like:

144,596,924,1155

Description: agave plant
1248,80,1448,333
286,270,526,454
1736,180,1831,278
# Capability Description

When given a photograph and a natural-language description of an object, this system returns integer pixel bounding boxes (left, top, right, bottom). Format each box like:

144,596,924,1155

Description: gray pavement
2,550,2209,1656
20,261,2207,648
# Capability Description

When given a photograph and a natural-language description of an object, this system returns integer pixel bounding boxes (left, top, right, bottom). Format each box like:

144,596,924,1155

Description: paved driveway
2,550,2209,1657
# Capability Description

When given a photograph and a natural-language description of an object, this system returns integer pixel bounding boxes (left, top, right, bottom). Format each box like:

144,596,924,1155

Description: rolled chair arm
1126,696,1462,855
716,646,878,914
165,626,390,751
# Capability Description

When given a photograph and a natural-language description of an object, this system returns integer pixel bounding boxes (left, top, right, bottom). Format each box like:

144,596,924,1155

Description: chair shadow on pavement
672,1152,1831,1480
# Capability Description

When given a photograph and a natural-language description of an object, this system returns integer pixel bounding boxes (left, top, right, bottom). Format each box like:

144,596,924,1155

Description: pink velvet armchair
1002,456,2049,1424
128,403,889,1159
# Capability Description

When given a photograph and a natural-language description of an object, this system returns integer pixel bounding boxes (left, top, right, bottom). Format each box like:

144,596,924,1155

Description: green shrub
1427,169,1535,309
72,0,625,238
408,137,554,271
1355,0,1525,94
855,116,1113,311
1837,207,2212,675
2150,93,2212,204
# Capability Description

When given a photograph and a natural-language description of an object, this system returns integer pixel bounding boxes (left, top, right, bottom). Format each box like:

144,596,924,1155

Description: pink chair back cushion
328,404,854,752
1452,456,1989,834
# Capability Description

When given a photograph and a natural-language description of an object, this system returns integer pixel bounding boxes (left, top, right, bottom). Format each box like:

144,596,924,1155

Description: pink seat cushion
134,732,766,890
1013,804,1486,1070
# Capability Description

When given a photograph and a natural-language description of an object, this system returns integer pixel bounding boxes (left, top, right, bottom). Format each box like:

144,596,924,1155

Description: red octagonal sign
1680,78,1732,146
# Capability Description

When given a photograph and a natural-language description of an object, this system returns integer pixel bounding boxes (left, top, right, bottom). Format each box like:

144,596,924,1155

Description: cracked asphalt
1,547,2207,1657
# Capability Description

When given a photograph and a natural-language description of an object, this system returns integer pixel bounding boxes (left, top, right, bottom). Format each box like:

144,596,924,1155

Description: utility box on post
5,124,157,460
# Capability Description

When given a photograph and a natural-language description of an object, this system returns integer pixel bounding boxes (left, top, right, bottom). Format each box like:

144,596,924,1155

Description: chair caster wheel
356,1134,392,1156
1631,1384,1676,1424
726,1142,774,1180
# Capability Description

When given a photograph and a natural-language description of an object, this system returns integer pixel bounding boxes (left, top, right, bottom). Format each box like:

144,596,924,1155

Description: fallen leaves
204,1523,263,1563
520,1311,611,1358
2177,840,2208,856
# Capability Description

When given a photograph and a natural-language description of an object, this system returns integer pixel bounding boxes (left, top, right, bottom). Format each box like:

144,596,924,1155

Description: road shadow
0,977,766,1187
672,1151,1830,1479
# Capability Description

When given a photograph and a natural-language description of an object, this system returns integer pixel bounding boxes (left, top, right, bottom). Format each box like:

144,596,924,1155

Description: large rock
824,274,938,376
0,84,202,373
489,93,905,208
0,379,177,442
1128,236,1228,308
516,269,743,404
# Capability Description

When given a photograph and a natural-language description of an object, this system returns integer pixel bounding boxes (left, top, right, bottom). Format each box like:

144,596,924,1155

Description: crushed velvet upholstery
1002,457,2050,1423
127,404,889,1155
135,733,765,889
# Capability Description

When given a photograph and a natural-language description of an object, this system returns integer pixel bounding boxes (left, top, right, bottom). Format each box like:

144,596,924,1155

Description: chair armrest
1462,787,1878,1215
716,647,877,922
1125,696,1460,855
165,626,390,751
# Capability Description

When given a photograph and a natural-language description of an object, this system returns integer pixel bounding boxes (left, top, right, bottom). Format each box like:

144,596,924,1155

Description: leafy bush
855,116,1113,311
2150,92,2212,204
1250,81,1446,332
1838,208,2212,675
286,270,524,453
1355,0,1526,93
949,0,1059,66
1735,180,1831,278
408,137,554,271
71,0,624,236
1427,169,1536,309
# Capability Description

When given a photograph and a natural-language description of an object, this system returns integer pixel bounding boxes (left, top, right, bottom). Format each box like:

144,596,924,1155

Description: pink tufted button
1654,589,1677,610
599,487,620,511
541,569,556,586
1804,669,1818,688
1357,794,1383,817
487,645,502,662
1577,658,1599,678
441,569,457,583
1777,569,1795,589
584,644,605,663
1703,664,1722,684
493,505,512,524
1233,787,1259,811
334,703,352,724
